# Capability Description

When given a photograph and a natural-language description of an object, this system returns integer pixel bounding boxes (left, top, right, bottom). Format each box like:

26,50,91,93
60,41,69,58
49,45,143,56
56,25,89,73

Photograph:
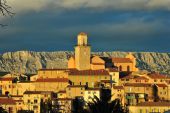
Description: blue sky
0,0,170,53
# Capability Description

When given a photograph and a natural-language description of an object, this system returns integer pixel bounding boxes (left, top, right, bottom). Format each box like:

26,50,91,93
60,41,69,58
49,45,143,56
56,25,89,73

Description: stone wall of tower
75,32,91,70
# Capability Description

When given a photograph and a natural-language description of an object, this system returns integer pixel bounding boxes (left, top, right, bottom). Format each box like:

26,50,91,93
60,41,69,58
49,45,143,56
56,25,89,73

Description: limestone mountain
0,51,170,75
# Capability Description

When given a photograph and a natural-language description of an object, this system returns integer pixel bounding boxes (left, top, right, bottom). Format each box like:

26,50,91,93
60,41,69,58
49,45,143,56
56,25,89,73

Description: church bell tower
75,32,91,70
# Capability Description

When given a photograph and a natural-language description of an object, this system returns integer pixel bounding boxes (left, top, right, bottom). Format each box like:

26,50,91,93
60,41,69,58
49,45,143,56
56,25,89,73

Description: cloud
7,0,170,14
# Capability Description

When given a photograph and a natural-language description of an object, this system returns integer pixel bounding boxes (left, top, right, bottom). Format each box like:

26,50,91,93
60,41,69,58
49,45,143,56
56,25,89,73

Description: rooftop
0,98,16,105
147,73,168,79
113,86,124,89
0,77,16,81
24,91,52,95
112,58,132,63
67,85,86,88
124,83,152,87
69,69,109,75
135,102,170,106
39,68,69,71
156,84,168,87
36,78,68,82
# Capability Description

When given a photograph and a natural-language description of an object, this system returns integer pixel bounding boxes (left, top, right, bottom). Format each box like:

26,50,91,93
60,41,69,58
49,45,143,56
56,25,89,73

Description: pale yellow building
84,88,100,103
66,85,86,99
68,69,110,87
23,91,53,113
111,86,125,105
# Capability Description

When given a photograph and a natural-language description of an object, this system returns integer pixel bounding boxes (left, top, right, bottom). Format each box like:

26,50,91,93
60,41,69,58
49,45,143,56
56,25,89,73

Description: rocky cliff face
0,51,170,75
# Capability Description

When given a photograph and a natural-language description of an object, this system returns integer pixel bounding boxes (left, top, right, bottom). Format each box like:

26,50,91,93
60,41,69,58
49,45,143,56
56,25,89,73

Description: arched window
119,65,122,71
127,66,130,72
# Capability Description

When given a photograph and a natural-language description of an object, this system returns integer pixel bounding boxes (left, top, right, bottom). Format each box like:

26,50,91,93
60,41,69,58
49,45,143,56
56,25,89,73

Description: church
68,32,138,72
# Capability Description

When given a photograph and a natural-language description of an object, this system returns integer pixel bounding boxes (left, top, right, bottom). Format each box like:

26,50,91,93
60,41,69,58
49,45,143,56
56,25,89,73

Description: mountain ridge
0,51,170,75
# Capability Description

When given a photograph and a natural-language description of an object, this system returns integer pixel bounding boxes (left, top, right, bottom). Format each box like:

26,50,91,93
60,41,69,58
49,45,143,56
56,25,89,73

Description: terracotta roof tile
36,78,68,82
67,85,86,88
69,69,109,75
136,102,170,106
156,84,168,87
124,83,152,87
86,88,100,91
113,86,124,89
0,98,16,105
112,58,132,63
91,63,105,65
24,91,52,94
147,73,168,79
39,69,69,71
58,90,66,93
101,80,111,83
134,76,149,80
0,77,15,81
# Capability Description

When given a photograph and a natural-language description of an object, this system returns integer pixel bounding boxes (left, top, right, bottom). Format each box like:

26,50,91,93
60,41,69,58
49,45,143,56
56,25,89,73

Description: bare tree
0,0,14,27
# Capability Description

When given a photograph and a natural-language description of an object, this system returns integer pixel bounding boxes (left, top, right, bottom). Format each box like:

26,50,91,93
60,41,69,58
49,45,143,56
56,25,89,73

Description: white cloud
7,0,170,14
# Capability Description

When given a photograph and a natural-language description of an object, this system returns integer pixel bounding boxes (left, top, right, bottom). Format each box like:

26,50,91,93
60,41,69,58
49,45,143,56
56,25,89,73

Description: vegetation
0,107,7,113
72,89,128,113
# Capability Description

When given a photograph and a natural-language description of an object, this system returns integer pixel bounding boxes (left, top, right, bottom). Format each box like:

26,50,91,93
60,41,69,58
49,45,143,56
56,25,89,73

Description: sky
0,0,170,53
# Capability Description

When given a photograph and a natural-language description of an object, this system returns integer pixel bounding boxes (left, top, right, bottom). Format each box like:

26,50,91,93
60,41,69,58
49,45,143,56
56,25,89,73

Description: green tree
0,107,8,113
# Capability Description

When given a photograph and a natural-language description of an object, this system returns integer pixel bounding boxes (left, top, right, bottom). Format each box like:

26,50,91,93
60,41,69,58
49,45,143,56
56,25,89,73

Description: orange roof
69,69,109,75
112,58,132,63
58,90,66,93
134,76,149,80
67,85,86,88
0,98,16,105
124,83,152,87
36,78,68,82
79,32,87,35
113,86,124,89
101,80,111,83
147,73,168,79
91,63,105,65
136,102,170,106
39,69,69,71
0,77,15,81
86,88,100,91
156,84,168,87
121,75,133,79
24,91,52,94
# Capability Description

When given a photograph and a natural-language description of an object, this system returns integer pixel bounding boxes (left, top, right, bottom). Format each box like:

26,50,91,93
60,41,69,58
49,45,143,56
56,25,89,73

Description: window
119,66,122,71
33,106,38,110
81,92,83,94
28,100,30,103
34,99,38,103
127,66,130,72
80,82,81,85
88,91,91,94
93,91,96,94
154,79,157,82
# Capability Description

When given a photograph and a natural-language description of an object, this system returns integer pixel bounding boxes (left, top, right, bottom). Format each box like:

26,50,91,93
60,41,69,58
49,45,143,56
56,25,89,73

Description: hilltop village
0,32,170,113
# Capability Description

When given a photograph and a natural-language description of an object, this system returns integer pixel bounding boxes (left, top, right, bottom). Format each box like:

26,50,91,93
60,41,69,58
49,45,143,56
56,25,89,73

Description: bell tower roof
78,32,87,36
77,32,88,46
